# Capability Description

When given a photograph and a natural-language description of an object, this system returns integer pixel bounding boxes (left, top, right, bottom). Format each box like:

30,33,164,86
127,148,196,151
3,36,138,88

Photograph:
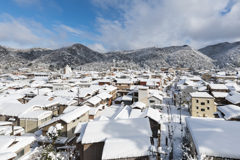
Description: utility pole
179,93,182,124
77,87,80,106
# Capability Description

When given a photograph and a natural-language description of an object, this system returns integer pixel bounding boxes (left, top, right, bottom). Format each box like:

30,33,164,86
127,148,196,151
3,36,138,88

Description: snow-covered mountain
0,43,217,71
199,41,240,68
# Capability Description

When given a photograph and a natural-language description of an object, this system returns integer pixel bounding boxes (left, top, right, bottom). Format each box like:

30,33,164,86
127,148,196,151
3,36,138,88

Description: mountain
0,43,216,71
199,41,240,68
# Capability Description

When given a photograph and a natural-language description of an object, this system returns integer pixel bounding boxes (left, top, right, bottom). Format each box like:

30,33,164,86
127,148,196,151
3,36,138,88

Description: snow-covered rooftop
225,91,240,104
102,136,152,159
132,101,146,109
217,105,240,120
211,92,228,98
78,118,152,144
208,84,228,90
186,117,240,159
189,92,213,98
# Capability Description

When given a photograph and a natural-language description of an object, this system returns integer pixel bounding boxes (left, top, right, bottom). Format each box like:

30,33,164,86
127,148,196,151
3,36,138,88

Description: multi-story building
189,92,216,118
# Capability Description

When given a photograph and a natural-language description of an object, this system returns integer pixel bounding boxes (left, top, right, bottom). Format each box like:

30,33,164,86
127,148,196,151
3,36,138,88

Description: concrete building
189,92,216,118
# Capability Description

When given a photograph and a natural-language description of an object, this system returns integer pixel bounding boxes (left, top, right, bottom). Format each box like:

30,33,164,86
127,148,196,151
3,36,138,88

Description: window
196,106,199,109
72,127,76,133
196,99,199,103
14,149,24,160
207,107,210,110
149,100,155,103
201,108,205,111
207,100,210,104
201,102,205,105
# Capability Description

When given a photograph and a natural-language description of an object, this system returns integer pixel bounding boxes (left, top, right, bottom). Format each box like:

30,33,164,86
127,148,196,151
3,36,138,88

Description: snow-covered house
76,118,153,160
0,135,36,160
140,107,161,138
39,105,90,140
214,105,240,121
148,92,163,107
18,110,52,133
189,92,216,118
185,117,240,159
225,91,240,106
52,83,71,92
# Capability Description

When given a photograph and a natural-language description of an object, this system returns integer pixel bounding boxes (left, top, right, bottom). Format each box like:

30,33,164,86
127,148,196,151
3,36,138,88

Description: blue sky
0,0,240,52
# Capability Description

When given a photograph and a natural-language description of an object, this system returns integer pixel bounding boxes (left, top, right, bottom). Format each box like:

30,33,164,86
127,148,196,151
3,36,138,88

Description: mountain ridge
0,42,238,71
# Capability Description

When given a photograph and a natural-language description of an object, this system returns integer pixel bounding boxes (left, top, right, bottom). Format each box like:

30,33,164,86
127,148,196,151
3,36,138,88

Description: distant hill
0,42,222,71
199,41,240,68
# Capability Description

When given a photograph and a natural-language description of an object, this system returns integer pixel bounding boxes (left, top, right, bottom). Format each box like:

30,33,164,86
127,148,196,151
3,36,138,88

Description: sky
0,0,240,53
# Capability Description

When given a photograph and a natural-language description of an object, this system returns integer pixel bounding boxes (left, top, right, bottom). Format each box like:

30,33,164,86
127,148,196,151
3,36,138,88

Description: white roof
110,105,131,120
18,110,52,119
211,92,228,98
63,106,78,114
74,122,88,134
132,102,146,109
122,95,133,101
116,79,133,84
102,136,152,159
96,92,112,100
208,84,228,90
89,107,99,115
226,92,240,104
94,115,109,121
140,107,161,123
40,105,90,127
186,117,240,159
101,105,121,118
0,135,35,154
78,118,152,144
189,92,213,98
87,96,101,105
148,92,163,101
0,121,12,126
218,105,240,120
129,109,142,118
61,105,90,123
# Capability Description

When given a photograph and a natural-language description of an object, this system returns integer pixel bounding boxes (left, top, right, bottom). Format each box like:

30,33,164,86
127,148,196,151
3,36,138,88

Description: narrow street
160,85,190,160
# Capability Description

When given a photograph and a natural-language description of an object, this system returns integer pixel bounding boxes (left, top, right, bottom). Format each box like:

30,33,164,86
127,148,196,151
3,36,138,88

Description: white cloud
0,13,73,49
87,43,107,53
91,0,240,50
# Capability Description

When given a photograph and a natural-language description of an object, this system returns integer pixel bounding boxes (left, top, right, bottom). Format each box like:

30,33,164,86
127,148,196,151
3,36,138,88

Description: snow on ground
160,83,190,160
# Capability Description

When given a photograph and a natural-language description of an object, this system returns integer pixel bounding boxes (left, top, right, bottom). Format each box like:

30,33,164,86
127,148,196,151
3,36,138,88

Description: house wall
138,88,149,106
20,119,38,133
15,144,31,159
59,105,68,115
116,83,132,91
82,142,105,160
66,111,89,139
190,97,216,118
149,118,159,138
181,86,198,103
148,97,161,107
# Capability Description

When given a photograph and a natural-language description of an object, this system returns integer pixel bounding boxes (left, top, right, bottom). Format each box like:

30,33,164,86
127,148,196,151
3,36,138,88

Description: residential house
75,118,153,160
40,105,90,140
189,92,216,118
185,117,240,160
0,135,36,160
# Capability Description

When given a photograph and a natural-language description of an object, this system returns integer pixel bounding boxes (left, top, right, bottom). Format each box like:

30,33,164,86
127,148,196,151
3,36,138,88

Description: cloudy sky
0,0,239,52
